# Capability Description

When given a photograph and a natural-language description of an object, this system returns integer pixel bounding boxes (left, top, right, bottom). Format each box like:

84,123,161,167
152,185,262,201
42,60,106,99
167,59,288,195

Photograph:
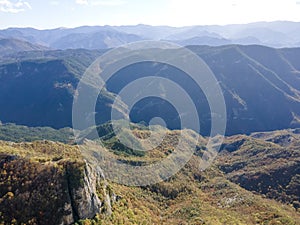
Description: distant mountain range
0,45,299,135
0,38,48,54
1,21,300,50
0,21,300,224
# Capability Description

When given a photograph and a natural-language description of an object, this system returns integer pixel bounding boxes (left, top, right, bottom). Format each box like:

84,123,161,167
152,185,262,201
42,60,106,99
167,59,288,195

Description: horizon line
2,20,300,31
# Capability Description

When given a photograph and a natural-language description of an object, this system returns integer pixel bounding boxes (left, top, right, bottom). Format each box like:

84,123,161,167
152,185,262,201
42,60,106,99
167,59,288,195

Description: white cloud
75,0,126,6
0,0,31,13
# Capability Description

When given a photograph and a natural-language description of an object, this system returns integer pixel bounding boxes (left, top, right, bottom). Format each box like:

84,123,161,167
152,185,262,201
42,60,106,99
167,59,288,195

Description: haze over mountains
0,18,300,224
0,44,299,135
1,21,300,51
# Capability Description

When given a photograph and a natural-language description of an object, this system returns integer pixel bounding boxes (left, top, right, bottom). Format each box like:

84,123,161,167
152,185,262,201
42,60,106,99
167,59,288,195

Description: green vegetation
83,156,300,225
217,130,300,210
0,38,48,56
0,141,85,224
1,45,300,135
0,123,74,144
0,124,299,224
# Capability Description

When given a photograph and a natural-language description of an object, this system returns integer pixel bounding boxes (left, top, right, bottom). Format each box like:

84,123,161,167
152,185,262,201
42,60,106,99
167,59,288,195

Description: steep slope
217,130,300,209
168,36,232,46
0,52,126,129
0,59,77,128
51,31,143,50
0,141,114,224
0,123,73,143
231,27,292,47
0,38,48,55
194,45,300,134
0,48,106,68
83,122,300,212
0,124,299,224
101,45,300,135
0,27,144,49
0,45,299,135
104,159,299,224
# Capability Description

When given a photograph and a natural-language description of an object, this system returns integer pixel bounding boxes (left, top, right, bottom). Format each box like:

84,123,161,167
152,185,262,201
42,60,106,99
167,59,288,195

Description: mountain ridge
0,122,299,224
0,45,299,135
2,21,300,49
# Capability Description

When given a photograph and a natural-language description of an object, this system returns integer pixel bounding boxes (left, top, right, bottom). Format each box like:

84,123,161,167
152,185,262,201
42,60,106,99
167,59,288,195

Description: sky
1,0,300,29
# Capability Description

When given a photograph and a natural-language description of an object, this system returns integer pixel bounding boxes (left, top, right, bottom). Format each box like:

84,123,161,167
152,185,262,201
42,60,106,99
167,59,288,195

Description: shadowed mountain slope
0,45,299,135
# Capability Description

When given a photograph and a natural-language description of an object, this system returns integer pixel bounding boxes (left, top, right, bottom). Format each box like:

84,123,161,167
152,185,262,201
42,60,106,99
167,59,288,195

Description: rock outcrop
63,162,112,224
0,153,113,225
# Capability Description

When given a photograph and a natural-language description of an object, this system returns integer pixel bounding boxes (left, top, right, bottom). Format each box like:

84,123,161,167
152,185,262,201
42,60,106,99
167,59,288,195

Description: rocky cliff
0,141,113,224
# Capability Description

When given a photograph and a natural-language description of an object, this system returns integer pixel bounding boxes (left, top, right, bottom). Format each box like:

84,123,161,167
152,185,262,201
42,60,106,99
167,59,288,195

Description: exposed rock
63,162,113,224
0,153,113,225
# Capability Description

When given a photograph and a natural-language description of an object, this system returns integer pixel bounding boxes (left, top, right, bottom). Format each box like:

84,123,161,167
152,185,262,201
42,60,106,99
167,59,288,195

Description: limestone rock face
63,162,113,224
0,153,113,225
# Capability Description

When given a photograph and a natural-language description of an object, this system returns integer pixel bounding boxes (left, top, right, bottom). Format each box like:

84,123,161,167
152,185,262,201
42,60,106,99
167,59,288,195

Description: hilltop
0,123,299,224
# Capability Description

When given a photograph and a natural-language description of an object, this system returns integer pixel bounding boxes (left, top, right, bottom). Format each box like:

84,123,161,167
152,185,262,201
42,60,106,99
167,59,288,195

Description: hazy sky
1,0,300,29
